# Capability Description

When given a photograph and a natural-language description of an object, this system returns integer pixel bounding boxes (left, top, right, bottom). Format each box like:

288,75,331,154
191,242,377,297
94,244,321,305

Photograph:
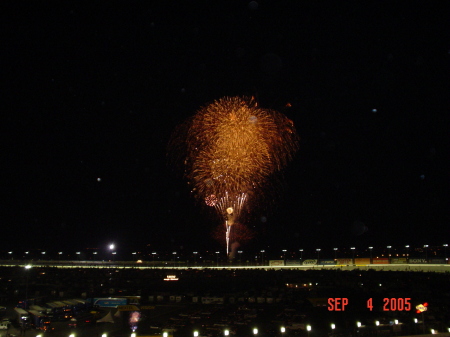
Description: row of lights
36,324,450,337
12,244,448,256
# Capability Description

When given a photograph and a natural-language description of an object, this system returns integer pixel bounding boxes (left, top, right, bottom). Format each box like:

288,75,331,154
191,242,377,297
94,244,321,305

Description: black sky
2,1,449,254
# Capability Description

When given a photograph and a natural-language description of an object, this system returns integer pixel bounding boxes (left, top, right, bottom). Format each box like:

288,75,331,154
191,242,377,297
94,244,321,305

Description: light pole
281,326,285,337
423,245,428,261
282,249,287,260
216,251,220,267
443,244,448,261
24,265,32,301
333,248,338,260
350,247,355,263
368,247,373,263
238,251,243,265
316,249,321,263
193,252,198,266
152,252,157,268
172,252,177,267
306,325,311,337
387,245,392,258
299,249,303,262
405,245,410,259
260,250,265,265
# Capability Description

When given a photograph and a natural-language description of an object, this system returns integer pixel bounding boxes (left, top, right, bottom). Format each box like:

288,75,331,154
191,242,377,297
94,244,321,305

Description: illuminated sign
416,303,428,313
164,275,179,281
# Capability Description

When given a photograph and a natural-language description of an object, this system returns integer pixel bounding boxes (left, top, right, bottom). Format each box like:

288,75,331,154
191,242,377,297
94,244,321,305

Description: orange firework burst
169,96,299,254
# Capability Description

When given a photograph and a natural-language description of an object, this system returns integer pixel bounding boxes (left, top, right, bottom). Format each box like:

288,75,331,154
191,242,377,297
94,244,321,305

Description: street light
281,326,286,336
216,251,220,267
387,245,392,257
405,245,410,257
350,247,355,262
357,321,361,328
101,334,107,337
316,249,321,262
306,325,311,336
375,320,380,326
172,252,177,267
333,248,338,260
192,251,198,266
253,328,258,335
238,251,243,265
260,250,265,265
163,333,168,337
299,249,303,261
331,323,335,330
423,245,428,261
224,329,230,336
131,334,136,337
369,247,373,262
443,244,448,260
194,331,199,337
24,265,32,301
282,249,287,260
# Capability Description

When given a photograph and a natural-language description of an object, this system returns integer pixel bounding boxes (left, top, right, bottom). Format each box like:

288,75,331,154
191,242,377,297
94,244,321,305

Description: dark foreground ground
0,267,449,336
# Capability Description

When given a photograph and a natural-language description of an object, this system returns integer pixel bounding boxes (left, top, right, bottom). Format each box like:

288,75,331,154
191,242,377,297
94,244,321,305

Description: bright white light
387,246,392,249
58,252,63,255
163,333,168,337
36,334,43,337
69,334,75,337
253,328,258,335
132,252,136,255
431,329,435,334
109,244,115,250
131,333,136,337
307,325,311,331
101,334,107,337
93,252,98,255
8,252,12,254
414,318,418,323
376,321,380,326
394,319,398,324
76,252,80,255
357,322,361,327
405,245,410,248
193,331,199,337
281,327,286,333
24,265,32,269
369,247,373,250
112,252,116,255
351,247,355,250
331,323,335,329
41,252,46,254
25,251,29,254
333,248,338,251
224,329,230,336
424,245,429,248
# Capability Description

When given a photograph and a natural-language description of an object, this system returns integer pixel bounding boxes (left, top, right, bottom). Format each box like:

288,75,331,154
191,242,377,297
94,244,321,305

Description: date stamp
328,298,412,311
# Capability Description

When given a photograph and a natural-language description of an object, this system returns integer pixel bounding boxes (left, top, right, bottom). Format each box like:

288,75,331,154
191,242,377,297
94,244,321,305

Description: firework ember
169,96,299,256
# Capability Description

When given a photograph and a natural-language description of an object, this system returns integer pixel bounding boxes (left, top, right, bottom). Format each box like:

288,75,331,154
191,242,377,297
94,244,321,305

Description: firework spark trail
170,96,299,256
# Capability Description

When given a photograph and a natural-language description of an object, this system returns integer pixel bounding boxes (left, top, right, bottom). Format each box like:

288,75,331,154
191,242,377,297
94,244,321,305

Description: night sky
3,2,448,254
